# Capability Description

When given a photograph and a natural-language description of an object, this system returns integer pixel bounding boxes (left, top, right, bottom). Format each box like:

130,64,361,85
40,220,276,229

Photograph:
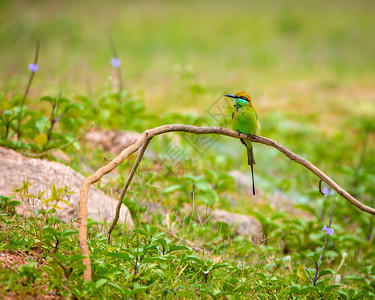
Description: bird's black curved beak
224,94,236,99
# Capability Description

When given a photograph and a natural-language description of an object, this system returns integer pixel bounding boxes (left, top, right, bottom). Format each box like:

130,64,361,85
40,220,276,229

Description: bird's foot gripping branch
78,124,375,281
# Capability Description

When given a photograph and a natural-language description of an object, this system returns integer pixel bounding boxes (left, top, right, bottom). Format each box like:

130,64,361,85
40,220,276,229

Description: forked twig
107,138,152,243
78,124,375,281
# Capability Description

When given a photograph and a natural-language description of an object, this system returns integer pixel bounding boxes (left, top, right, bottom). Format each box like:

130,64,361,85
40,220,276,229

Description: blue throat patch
234,98,249,108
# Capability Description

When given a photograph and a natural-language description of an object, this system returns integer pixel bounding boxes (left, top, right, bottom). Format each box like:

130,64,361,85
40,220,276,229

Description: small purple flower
28,63,38,72
322,186,330,196
322,225,334,235
111,57,121,68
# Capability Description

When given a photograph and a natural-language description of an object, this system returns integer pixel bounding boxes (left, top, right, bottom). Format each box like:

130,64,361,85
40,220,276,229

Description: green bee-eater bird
225,91,259,195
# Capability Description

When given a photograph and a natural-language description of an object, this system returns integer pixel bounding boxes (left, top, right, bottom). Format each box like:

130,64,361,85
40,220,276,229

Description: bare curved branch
107,138,152,243
78,124,375,281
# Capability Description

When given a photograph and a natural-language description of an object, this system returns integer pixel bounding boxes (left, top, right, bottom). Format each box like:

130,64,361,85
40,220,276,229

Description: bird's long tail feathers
246,145,255,166
250,164,255,195
241,139,256,196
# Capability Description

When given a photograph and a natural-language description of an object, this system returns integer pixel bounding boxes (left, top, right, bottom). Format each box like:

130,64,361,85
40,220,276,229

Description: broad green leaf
129,284,148,295
156,237,172,247
167,244,192,253
182,255,204,265
271,212,289,221
326,284,343,290
57,97,71,105
319,269,335,276
164,184,182,193
335,289,349,300
3,110,13,119
40,96,54,103
296,265,311,284
339,235,362,244
43,227,58,237
106,281,124,292
106,252,133,261
132,247,145,256
143,256,167,263
69,254,88,263
34,116,49,133
66,103,83,111
95,278,107,289
61,230,78,237
196,181,211,191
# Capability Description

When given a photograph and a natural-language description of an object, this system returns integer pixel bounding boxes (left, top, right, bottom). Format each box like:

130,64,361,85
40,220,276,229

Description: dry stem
78,124,375,281
107,138,152,243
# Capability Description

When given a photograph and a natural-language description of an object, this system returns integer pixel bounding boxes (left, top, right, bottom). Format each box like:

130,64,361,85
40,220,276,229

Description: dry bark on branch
78,124,375,281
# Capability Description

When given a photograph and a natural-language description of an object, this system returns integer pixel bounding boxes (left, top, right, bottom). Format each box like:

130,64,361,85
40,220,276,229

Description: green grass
1,0,375,298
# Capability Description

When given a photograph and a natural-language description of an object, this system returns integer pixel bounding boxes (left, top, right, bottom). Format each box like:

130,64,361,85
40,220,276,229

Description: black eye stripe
238,96,249,101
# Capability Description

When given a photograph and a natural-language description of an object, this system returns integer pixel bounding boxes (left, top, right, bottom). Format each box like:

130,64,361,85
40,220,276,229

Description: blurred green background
1,1,375,297
1,0,374,203
1,0,375,112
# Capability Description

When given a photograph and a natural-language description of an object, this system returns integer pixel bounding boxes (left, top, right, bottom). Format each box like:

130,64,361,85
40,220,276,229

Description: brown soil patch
0,250,38,269
0,251,62,300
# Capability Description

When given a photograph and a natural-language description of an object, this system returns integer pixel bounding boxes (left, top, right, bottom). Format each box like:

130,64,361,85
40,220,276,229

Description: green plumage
232,102,258,136
232,102,258,165
226,92,259,195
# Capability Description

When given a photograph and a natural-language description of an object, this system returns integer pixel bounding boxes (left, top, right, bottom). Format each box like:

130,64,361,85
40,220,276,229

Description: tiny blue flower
322,225,334,235
111,57,121,68
28,63,38,72
322,186,330,196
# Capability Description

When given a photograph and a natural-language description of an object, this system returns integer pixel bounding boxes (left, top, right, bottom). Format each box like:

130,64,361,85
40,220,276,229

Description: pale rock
0,147,133,226
84,128,139,154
